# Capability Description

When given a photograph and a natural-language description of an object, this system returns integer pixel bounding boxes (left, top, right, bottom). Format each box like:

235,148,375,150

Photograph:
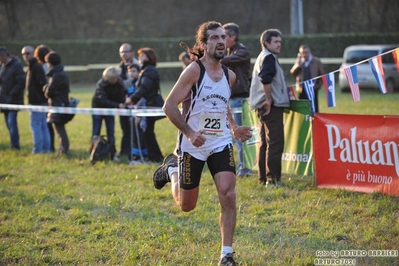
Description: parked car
338,44,399,93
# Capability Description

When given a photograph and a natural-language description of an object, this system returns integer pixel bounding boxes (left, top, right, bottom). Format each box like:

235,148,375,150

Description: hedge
3,33,398,83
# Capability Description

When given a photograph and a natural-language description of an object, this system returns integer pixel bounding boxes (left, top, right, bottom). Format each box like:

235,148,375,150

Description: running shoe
153,153,177,189
219,253,236,266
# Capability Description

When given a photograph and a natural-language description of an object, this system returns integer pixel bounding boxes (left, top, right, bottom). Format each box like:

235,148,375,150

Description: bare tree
1,0,21,39
1,0,398,41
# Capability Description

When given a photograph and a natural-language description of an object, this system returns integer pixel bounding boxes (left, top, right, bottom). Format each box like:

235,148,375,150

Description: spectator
34,45,51,76
91,66,126,161
126,64,141,98
290,44,324,113
119,43,140,86
178,51,192,69
126,47,164,163
21,45,51,154
34,44,55,152
249,29,290,187
126,63,149,165
221,22,252,177
118,43,140,158
0,46,25,150
43,51,70,156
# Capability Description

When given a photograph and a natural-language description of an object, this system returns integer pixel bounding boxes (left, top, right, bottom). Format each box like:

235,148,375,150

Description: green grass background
0,83,398,265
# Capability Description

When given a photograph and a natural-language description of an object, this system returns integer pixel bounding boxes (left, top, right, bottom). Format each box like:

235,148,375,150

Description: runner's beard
213,48,225,60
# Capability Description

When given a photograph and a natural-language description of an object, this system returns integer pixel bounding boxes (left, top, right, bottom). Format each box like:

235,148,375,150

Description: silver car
338,44,399,93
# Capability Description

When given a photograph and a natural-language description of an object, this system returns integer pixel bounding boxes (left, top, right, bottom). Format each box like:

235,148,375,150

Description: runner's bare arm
163,63,206,147
226,69,239,130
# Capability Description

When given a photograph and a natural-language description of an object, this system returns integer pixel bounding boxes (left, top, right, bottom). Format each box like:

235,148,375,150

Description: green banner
242,100,260,171
282,100,313,176
242,100,313,176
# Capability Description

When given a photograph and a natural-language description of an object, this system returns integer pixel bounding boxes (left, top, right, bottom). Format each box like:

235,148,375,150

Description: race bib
198,110,226,138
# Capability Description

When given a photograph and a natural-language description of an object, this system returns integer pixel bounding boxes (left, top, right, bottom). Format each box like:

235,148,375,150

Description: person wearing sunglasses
117,43,140,161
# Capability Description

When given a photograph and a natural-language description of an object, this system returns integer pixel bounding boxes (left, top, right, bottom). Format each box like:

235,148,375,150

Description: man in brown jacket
290,44,324,113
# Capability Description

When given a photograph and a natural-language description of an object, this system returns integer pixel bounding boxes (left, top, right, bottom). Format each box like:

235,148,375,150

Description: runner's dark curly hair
180,21,223,60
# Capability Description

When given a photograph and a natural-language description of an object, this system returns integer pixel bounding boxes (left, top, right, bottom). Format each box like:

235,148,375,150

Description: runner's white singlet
178,63,233,161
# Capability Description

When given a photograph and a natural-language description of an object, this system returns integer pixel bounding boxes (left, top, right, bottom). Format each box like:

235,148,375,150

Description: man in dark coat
290,44,324,113
22,45,51,154
117,43,140,158
221,23,252,177
0,46,26,150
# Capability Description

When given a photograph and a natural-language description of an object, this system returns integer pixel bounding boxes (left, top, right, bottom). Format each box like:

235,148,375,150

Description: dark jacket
129,62,161,107
118,61,129,80
26,58,47,105
221,42,251,98
0,56,25,105
119,59,140,90
43,64,70,124
290,56,324,92
91,77,126,108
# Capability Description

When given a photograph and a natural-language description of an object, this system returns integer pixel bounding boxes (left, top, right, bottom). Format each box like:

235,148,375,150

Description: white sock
221,246,233,258
167,166,178,181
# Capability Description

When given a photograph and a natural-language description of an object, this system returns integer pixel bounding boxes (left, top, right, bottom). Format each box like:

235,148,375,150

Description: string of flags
344,66,361,102
287,47,399,114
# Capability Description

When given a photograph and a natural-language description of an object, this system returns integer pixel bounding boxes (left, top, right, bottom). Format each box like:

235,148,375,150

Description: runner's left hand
233,126,252,142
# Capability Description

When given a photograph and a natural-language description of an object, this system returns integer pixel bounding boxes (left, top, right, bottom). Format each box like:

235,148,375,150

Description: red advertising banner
313,113,399,196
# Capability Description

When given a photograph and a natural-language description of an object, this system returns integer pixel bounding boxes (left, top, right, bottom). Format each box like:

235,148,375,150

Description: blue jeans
229,97,244,170
92,115,115,146
30,110,51,153
131,117,148,160
3,111,20,149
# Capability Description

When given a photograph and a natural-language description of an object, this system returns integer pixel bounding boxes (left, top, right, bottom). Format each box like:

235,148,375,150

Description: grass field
0,83,398,265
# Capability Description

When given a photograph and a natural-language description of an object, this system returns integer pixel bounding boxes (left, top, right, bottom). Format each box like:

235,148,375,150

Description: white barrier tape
0,104,242,116
0,104,164,117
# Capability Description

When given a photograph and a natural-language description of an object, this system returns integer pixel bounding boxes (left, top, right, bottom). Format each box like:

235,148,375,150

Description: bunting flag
392,49,399,72
303,79,316,114
369,55,388,94
321,73,336,107
344,65,361,102
287,86,297,100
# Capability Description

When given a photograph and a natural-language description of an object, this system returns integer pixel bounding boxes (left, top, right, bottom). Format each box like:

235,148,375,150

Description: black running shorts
178,144,236,190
